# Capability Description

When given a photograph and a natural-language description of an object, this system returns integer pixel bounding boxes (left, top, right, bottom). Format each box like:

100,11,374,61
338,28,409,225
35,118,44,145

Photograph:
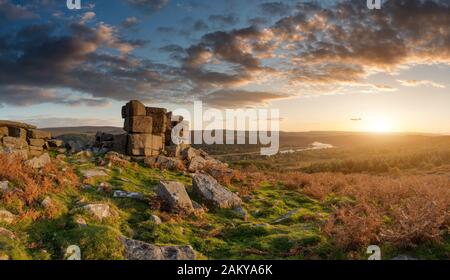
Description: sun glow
369,117,393,133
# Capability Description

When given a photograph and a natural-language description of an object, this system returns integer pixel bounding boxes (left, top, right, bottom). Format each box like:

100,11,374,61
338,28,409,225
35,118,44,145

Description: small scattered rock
191,200,206,216
41,196,53,209
55,154,66,161
120,237,196,260
25,153,51,169
273,209,299,224
97,182,112,193
0,210,16,224
75,217,87,227
82,204,112,220
0,227,15,239
150,214,162,225
233,206,249,221
81,168,108,179
0,181,9,193
113,190,144,200
143,156,158,167
192,173,242,209
81,185,94,191
255,223,270,228
76,150,93,158
156,181,194,213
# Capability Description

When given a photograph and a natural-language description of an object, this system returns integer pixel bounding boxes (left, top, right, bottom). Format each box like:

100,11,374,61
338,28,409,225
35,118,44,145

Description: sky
0,0,449,133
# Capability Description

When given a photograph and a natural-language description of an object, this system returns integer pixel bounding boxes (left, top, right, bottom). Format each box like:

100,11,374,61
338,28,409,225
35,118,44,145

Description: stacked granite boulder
0,120,61,158
122,100,167,157
93,100,186,157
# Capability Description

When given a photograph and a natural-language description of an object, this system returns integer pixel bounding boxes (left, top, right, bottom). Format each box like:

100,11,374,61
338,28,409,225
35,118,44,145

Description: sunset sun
369,117,393,133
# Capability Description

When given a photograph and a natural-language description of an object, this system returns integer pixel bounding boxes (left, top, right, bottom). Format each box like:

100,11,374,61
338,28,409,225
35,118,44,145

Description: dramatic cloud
259,2,291,16
202,89,291,108
121,17,140,28
126,0,169,13
1,0,450,109
0,0,37,22
398,79,446,88
80,12,96,24
208,13,240,28
0,21,178,106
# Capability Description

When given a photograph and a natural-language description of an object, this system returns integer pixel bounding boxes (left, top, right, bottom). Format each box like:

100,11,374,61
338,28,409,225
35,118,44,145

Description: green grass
1,146,449,260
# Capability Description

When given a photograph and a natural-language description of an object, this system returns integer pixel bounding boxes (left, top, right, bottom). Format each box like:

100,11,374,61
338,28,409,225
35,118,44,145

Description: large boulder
124,116,153,133
0,120,36,130
188,156,206,173
0,127,8,137
182,147,200,161
25,153,51,169
192,174,242,209
28,138,45,147
127,134,161,157
121,237,196,260
122,100,146,118
156,155,184,171
156,181,193,213
2,136,28,150
27,129,51,140
8,127,27,140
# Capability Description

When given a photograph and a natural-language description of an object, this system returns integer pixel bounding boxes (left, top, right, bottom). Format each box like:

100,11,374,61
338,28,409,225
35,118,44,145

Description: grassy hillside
0,132,449,260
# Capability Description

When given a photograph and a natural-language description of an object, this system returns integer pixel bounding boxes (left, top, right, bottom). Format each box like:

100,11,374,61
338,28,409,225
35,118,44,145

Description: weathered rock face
122,100,166,157
127,134,163,157
156,181,194,213
94,101,185,158
0,120,63,159
124,116,153,133
122,100,146,117
121,237,196,260
192,174,242,209
27,129,51,140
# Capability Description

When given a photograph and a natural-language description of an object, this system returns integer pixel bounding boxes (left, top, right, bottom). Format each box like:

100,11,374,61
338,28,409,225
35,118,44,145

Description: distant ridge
41,126,125,137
